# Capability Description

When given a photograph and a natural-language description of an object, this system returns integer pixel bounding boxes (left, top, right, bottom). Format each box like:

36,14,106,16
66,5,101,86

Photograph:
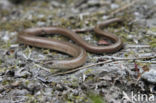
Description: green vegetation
88,92,106,103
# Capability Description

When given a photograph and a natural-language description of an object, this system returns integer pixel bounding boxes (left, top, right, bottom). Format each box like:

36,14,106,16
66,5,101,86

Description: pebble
0,0,12,10
37,21,46,26
142,68,156,83
0,77,3,82
2,33,9,42
111,3,119,9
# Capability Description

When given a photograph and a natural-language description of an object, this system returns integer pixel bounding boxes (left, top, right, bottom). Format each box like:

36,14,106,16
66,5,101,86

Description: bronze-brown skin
18,18,123,70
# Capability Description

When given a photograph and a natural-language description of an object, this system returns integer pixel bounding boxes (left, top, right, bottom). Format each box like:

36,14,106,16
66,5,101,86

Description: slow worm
18,18,123,70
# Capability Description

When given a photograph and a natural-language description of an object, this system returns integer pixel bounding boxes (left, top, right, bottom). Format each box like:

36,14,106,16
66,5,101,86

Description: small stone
142,69,156,83
88,0,100,6
111,3,119,9
127,35,133,40
0,0,12,10
0,77,3,82
102,15,109,20
37,21,46,26
38,14,45,19
56,84,66,91
2,33,9,42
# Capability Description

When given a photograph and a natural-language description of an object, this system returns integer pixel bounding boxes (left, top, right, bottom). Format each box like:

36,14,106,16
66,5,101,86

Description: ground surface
0,0,156,103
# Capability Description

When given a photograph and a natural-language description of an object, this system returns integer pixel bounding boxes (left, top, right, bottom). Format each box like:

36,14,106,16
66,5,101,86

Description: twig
109,0,140,17
106,55,156,61
52,55,156,76
138,61,156,64
73,27,94,33
126,44,151,48
52,60,113,76
34,63,50,72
